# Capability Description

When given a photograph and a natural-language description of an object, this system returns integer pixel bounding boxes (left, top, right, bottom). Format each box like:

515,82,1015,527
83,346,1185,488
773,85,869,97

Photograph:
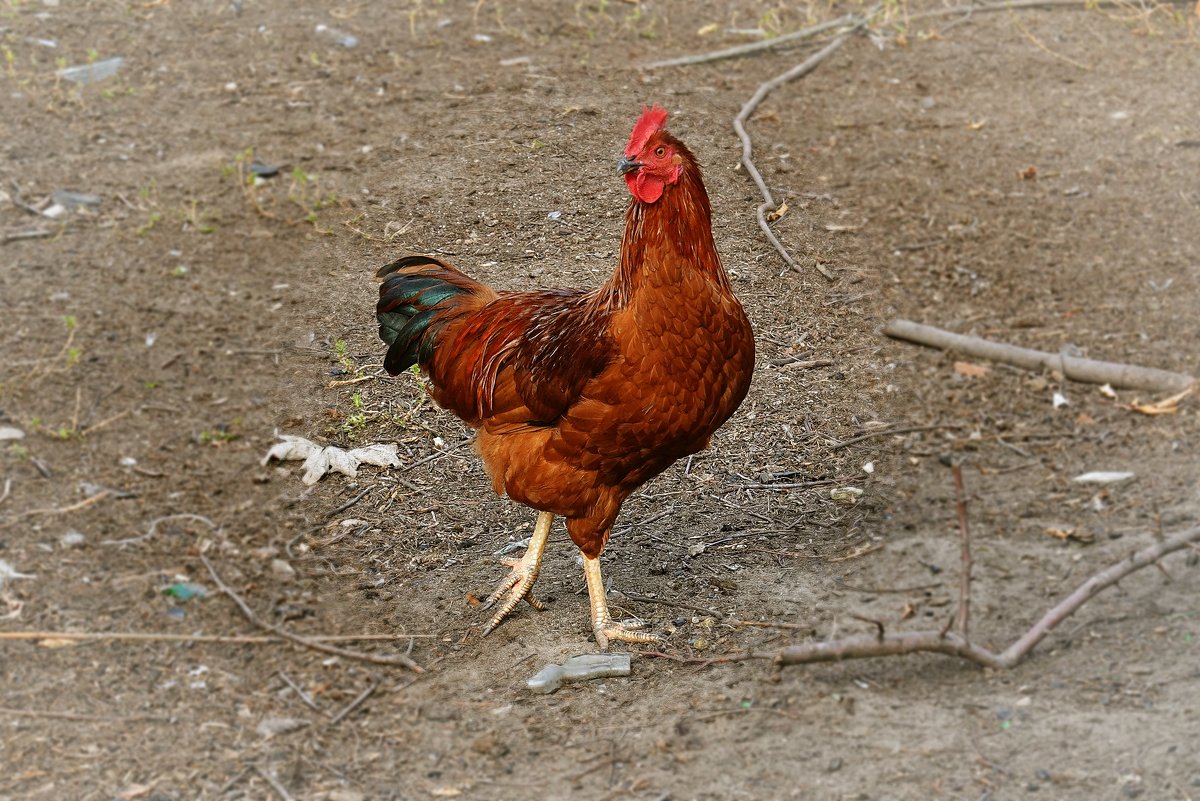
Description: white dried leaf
323,447,360,480
0,559,36,590
0,426,25,441
261,434,322,465
1052,391,1069,409
348,443,401,469
300,448,332,485
1073,471,1135,484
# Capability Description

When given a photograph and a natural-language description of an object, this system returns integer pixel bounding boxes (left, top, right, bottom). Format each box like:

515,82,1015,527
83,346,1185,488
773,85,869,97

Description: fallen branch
102,513,217,547
200,554,423,672
642,14,860,69
828,423,962,451
2,227,54,245
735,35,853,280
0,630,433,644
776,524,1200,670
884,319,1196,394
951,463,972,638
0,491,111,530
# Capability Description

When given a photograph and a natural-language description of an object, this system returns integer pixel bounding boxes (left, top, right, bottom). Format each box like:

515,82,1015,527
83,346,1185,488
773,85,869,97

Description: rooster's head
617,105,686,205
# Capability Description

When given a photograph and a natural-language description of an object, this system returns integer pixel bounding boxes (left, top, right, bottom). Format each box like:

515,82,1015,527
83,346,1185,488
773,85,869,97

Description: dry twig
0,491,111,530
642,14,860,69
734,35,852,280
775,525,1200,670
200,554,423,672
0,630,432,644
102,513,217,547
329,680,378,725
952,464,972,638
885,319,1196,393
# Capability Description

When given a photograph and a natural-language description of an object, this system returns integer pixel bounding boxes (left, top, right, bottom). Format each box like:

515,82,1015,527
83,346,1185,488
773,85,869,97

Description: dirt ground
2,2,1198,800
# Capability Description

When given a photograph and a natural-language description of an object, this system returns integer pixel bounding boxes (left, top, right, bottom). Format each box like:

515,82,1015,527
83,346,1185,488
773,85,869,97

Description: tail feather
375,254,489,376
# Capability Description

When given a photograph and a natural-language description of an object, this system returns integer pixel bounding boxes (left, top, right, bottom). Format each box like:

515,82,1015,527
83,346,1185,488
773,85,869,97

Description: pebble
60,530,86,548
256,717,308,738
270,558,296,581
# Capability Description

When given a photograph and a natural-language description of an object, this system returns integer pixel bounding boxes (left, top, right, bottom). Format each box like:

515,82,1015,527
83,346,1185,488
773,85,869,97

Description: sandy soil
1,3,1197,800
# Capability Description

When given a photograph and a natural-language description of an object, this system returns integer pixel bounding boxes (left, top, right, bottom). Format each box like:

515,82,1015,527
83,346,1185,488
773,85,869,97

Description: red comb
625,105,668,157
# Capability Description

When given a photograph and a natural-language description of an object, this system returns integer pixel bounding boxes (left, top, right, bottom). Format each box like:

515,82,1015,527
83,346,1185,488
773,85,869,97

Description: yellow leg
481,511,553,636
582,553,661,650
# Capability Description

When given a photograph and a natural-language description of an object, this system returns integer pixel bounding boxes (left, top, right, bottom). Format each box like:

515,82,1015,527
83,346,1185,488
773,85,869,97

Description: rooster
376,106,755,648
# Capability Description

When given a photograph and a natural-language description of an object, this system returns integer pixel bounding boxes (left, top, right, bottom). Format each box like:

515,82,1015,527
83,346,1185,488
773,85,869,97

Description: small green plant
136,210,162,236
333,339,357,373
7,442,29,460
184,200,216,234
351,392,364,410
340,411,368,439
198,428,238,445
143,380,160,390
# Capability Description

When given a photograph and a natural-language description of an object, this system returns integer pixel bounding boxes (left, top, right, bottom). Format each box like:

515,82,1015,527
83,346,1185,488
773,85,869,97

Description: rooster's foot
481,511,552,636
582,553,662,651
592,616,662,651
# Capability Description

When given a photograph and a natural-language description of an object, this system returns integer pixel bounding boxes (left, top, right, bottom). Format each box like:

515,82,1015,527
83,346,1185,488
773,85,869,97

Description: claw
480,511,553,636
593,618,663,651
582,553,661,651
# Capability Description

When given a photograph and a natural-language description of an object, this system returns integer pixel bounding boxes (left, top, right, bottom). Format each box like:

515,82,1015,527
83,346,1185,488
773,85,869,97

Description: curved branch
642,14,859,69
734,35,851,280
776,526,1200,670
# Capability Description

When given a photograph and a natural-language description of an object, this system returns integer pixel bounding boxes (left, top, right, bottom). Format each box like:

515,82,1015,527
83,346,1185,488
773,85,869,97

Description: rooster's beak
616,156,642,176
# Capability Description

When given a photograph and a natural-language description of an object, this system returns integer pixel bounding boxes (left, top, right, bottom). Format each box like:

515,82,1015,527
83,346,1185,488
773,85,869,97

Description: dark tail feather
376,255,475,376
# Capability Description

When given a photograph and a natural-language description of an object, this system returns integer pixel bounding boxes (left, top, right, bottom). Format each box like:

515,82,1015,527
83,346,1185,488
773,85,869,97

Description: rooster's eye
654,146,666,158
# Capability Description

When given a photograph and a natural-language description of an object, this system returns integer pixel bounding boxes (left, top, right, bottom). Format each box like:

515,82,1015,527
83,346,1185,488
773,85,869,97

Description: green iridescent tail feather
375,255,478,376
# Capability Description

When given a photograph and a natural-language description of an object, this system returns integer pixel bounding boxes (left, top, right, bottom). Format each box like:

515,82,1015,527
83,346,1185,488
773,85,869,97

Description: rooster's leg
481,510,553,636
582,554,661,650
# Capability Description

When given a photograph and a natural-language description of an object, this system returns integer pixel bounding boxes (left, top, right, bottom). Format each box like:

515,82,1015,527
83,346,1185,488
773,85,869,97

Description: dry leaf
900,601,916,620
1120,385,1194,416
465,593,481,607
431,788,463,798
1098,383,1118,399
766,201,789,222
954,360,990,378
1075,413,1095,426
1019,165,1038,181
824,223,858,233
696,22,718,35
967,119,987,130
1045,527,1094,544
37,638,80,649
119,785,154,801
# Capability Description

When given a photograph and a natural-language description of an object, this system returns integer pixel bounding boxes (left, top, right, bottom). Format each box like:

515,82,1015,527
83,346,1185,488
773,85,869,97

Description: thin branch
328,680,378,726
2,227,54,245
884,319,1196,393
200,554,423,672
101,513,217,547
254,766,296,801
951,463,972,638
0,491,111,530
734,35,852,280
0,706,172,723
776,525,1200,670
828,423,962,451
277,671,321,711
0,630,433,644
642,14,860,69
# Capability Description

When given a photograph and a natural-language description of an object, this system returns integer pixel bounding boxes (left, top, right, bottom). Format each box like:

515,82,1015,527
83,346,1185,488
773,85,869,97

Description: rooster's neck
605,164,730,307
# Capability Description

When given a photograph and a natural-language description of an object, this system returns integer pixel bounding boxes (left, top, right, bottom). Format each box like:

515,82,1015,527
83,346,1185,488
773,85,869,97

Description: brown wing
428,289,616,430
